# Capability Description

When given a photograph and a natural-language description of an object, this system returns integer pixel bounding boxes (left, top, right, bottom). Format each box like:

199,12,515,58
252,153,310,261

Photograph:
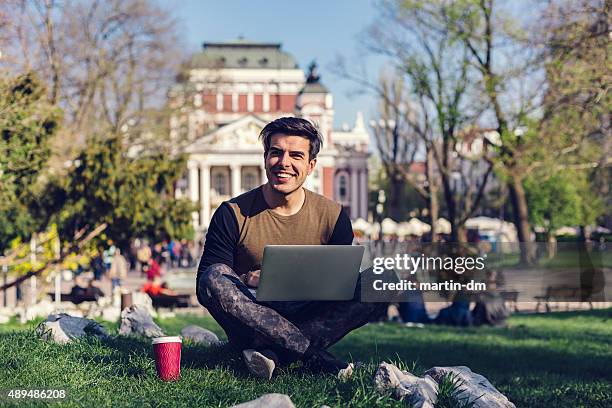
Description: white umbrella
407,218,431,236
555,226,579,236
370,222,381,237
396,222,411,237
466,216,502,230
434,218,451,234
466,216,518,242
381,218,398,235
352,218,371,233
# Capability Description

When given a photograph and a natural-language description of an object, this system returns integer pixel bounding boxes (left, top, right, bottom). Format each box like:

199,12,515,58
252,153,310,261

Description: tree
525,171,601,236
1,0,183,168
540,0,611,235
43,135,196,251
340,0,495,242
0,73,61,252
368,72,443,239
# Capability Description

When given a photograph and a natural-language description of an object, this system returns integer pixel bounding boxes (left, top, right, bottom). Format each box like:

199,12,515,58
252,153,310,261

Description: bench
534,286,591,312
499,290,519,312
149,293,191,309
47,292,100,305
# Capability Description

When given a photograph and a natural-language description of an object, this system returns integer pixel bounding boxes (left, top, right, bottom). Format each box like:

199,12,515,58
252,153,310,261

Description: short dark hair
259,117,323,160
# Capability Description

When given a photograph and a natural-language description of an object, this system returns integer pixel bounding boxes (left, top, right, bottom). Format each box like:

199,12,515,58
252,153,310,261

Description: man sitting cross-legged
196,117,386,380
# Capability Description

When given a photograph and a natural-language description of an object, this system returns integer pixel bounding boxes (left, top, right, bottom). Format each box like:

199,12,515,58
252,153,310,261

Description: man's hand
244,270,260,288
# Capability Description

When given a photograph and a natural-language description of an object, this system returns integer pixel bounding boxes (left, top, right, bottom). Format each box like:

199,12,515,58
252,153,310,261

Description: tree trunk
456,225,468,243
547,233,557,259
508,177,535,265
426,149,439,242
388,173,403,221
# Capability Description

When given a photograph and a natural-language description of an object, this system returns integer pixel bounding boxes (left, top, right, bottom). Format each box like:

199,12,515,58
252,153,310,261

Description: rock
19,299,55,322
0,307,16,318
119,305,164,338
424,366,515,408
230,393,296,408
130,292,157,317
374,362,438,408
84,304,103,319
64,309,84,318
36,313,108,344
0,315,10,324
101,307,121,322
180,325,220,345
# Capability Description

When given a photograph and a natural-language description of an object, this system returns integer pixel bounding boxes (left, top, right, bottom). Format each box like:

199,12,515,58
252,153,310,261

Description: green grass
486,248,611,270
1,309,611,407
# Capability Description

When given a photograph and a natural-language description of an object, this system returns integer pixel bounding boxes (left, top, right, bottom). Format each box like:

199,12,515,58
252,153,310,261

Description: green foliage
542,0,610,145
524,170,602,233
47,135,196,250
0,73,61,252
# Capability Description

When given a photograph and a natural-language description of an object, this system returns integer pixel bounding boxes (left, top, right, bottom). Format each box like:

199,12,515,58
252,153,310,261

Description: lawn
1,309,611,407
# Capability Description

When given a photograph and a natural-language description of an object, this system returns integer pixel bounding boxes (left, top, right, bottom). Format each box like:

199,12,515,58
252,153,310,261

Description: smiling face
264,134,317,196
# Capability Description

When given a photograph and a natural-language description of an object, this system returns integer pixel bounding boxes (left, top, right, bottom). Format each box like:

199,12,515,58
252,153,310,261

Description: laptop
255,245,365,301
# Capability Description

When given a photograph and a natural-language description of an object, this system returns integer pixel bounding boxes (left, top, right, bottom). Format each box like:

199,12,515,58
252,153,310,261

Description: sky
167,0,383,129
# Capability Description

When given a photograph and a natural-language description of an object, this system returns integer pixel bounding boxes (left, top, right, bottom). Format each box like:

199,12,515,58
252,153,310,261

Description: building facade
170,39,369,231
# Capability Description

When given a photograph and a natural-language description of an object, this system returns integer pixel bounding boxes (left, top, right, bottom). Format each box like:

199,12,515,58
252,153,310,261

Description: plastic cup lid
152,336,182,344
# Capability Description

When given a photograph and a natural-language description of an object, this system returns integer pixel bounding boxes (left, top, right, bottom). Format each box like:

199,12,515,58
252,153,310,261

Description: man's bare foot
242,349,277,380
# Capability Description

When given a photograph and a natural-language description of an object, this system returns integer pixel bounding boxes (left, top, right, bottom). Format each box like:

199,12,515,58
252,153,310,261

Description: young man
196,117,385,380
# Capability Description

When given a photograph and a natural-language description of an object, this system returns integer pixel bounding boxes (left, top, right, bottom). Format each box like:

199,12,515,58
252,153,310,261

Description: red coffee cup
152,336,182,381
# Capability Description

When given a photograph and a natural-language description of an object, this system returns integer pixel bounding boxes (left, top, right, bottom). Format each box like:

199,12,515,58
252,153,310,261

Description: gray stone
130,292,157,317
0,307,16,318
18,299,56,322
424,366,515,408
230,393,295,408
36,313,108,344
101,307,121,322
180,325,220,345
374,362,438,408
119,305,164,338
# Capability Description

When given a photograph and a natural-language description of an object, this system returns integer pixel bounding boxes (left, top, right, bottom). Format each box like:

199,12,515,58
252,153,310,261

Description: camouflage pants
196,263,386,363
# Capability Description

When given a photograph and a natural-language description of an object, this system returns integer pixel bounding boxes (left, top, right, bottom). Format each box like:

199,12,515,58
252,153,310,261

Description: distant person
91,249,106,281
434,291,473,326
160,282,177,296
84,279,105,299
146,258,161,281
398,289,431,324
108,248,129,292
180,239,193,267
142,276,175,296
137,241,152,277
103,241,116,274
69,278,87,297
472,271,509,327
472,292,509,327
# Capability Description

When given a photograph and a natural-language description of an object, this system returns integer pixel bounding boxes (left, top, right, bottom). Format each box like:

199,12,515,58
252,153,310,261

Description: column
359,169,368,219
188,161,200,228
260,166,267,185
200,164,210,227
247,92,254,112
216,93,223,111
231,164,241,196
350,168,359,219
187,161,199,203
232,93,238,112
